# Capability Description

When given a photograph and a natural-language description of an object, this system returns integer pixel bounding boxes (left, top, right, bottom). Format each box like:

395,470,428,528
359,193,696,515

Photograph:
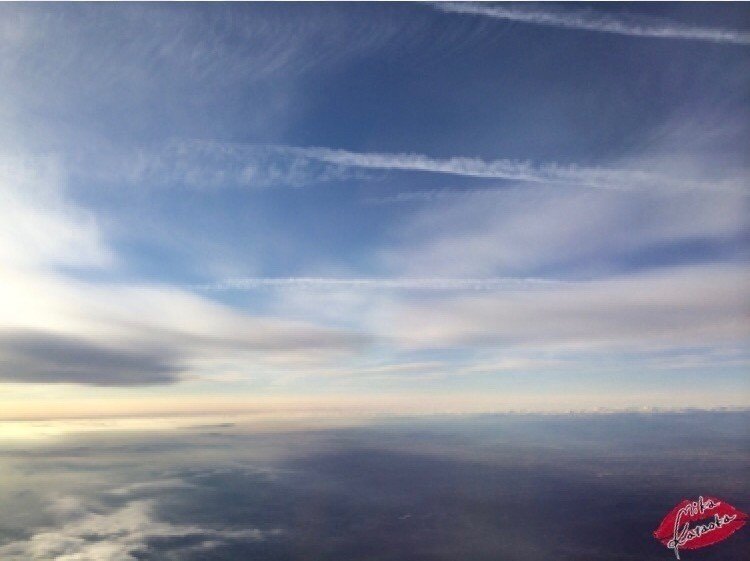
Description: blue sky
0,2,749,417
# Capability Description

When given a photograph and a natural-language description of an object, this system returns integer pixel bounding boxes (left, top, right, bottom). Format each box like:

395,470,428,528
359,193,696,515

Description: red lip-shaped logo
653,496,747,559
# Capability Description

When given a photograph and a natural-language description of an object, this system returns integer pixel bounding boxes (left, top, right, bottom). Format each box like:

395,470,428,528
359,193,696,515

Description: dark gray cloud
0,324,370,386
0,330,182,386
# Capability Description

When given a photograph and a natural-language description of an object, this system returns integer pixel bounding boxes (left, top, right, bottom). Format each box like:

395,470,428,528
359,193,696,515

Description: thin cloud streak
286,145,655,190
197,277,565,291
363,188,498,205
435,3,750,45
378,265,750,352
62,140,745,193
272,144,743,192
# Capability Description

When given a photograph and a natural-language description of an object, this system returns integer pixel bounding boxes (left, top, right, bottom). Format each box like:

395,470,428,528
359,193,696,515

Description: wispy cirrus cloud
379,139,749,279
197,277,563,291
0,3,429,151
80,140,743,193
0,155,369,387
277,144,735,191
434,3,750,45
376,265,750,352
363,188,498,205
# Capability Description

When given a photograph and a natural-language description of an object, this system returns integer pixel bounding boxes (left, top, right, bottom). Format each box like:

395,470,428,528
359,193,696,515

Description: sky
1,2,749,419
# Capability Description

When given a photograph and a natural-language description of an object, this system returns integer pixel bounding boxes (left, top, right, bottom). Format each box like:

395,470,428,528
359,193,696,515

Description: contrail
121,140,743,193
434,3,750,46
281,145,662,191
276,145,741,192
196,277,565,291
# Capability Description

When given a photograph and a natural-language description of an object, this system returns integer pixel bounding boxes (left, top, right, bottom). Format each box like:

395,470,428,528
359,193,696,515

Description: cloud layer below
0,494,280,561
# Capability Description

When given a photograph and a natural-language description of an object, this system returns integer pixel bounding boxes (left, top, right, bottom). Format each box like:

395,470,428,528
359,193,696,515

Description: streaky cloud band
279,144,652,190
196,277,566,291
177,140,742,192
434,3,750,46
70,140,745,193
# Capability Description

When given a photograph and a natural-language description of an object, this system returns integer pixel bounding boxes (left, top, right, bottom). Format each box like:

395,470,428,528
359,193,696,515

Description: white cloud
435,3,750,45
108,479,196,497
212,143,742,192
87,140,362,190
0,155,112,269
58,139,746,194
198,276,562,291
0,268,368,386
282,145,698,191
0,155,367,387
380,172,747,278
0,495,281,561
375,265,750,353
294,357,568,382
